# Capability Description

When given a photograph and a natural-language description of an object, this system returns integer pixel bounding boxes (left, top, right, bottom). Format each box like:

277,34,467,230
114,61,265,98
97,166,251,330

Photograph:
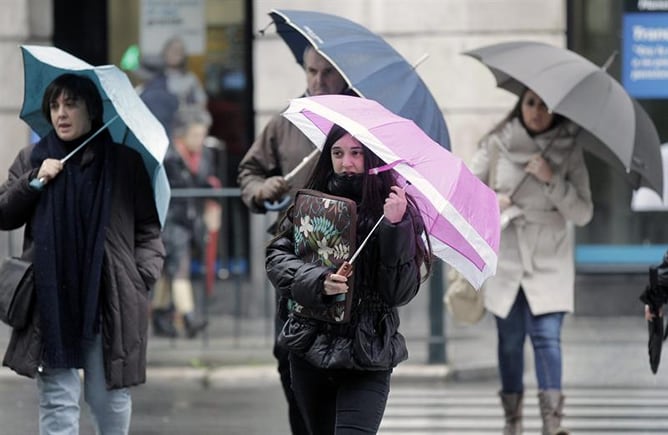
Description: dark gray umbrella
268,9,450,150
464,41,663,197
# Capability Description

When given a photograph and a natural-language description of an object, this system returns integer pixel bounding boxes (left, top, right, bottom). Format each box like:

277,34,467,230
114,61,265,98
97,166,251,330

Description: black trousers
289,353,392,435
274,295,309,435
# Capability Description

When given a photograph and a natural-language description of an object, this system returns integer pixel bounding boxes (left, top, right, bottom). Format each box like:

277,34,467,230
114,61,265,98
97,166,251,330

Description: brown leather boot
538,390,569,435
499,391,523,435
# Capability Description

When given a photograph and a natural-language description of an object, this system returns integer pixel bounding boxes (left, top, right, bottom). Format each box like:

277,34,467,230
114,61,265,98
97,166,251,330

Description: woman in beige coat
470,89,593,435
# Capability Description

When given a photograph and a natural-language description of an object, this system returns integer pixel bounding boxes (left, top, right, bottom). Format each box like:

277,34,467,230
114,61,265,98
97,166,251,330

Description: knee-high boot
172,279,208,338
538,390,569,435
499,391,523,435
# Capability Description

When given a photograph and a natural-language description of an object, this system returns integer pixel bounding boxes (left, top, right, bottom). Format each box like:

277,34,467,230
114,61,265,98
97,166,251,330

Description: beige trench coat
470,119,593,318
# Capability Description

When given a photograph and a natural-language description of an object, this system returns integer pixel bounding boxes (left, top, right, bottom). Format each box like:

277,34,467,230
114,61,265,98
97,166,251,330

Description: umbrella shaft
349,214,385,265
60,115,119,164
285,148,319,182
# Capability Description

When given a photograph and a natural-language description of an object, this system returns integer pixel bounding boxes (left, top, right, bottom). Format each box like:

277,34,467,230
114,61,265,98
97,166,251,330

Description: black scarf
30,129,113,368
327,173,363,203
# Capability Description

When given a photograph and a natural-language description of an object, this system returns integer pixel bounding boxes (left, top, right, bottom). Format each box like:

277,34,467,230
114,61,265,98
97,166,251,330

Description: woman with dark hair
470,88,593,435
266,124,432,434
0,73,164,434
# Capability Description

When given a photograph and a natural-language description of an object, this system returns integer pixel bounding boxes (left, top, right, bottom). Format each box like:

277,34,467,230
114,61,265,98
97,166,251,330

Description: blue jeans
495,290,565,393
289,354,391,435
37,333,132,435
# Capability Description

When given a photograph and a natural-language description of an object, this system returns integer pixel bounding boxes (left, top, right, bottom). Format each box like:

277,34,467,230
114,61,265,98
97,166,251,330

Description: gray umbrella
464,41,663,197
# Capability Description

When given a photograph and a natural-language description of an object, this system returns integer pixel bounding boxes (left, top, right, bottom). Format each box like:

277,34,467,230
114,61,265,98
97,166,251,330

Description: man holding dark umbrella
237,44,351,435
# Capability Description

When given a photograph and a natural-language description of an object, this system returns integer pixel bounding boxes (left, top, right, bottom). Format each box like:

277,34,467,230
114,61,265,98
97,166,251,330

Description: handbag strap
487,142,499,188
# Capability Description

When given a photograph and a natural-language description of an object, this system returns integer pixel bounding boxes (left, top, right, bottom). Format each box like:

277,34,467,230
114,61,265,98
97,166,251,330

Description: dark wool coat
0,143,165,389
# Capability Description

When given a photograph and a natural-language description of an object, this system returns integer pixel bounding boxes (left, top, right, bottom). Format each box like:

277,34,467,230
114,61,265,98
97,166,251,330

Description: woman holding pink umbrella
266,124,432,434
470,88,593,435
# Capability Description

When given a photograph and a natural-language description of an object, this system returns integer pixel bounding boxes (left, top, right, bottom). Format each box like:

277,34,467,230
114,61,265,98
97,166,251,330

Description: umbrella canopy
464,41,663,197
648,317,663,374
269,9,450,150
19,45,171,226
282,95,499,289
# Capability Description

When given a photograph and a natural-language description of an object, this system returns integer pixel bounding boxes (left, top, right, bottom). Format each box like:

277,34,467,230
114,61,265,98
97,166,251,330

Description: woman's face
331,133,365,175
181,123,208,153
164,39,186,68
50,92,92,141
520,90,554,134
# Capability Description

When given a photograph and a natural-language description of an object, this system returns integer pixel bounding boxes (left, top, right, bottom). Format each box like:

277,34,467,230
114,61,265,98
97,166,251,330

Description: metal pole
428,261,447,364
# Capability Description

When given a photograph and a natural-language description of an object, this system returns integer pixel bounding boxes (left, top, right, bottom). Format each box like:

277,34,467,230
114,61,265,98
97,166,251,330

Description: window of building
569,0,668,267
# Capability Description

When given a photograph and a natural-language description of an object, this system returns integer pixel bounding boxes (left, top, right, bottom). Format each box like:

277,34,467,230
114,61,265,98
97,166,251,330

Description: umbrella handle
333,261,353,302
336,261,353,277
27,116,121,193
29,177,45,191
264,195,292,211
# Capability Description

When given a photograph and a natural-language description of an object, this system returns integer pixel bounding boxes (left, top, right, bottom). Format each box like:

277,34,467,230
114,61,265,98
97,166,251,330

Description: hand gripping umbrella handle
331,215,385,301
333,261,353,302
28,116,120,191
263,149,320,211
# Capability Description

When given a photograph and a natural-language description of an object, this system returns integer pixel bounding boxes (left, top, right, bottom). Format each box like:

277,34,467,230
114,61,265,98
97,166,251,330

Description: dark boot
538,390,569,435
183,312,208,338
499,391,523,435
152,308,177,338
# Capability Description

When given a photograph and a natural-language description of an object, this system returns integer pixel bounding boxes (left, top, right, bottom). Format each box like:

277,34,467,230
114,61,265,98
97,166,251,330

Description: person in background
136,35,207,125
159,36,208,112
0,73,164,434
152,107,221,338
469,88,593,435
266,124,432,434
237,44,351,434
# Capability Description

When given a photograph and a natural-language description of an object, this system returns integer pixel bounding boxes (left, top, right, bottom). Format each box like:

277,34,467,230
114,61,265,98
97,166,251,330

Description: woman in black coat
265,124,432,434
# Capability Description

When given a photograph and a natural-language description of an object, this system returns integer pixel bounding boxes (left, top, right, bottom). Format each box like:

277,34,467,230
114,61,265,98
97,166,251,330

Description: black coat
0,143,164,389
161,145,217,275
266,211,423,371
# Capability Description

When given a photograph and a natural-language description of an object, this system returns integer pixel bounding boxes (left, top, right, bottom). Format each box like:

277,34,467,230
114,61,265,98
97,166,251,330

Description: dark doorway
53,0,108,64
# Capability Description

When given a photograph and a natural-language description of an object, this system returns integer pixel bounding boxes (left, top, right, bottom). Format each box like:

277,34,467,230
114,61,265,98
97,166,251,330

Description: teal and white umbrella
19,45,171,226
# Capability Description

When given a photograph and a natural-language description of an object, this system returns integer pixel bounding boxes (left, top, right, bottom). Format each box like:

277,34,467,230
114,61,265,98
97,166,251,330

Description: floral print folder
291,189,357,323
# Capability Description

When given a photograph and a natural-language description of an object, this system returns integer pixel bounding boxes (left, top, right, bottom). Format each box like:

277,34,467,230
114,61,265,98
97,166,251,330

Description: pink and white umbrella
282,94,500,289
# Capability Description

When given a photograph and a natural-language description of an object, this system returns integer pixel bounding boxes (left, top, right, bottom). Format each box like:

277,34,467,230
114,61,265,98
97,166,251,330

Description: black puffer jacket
266,211,424,371
0,143,164,389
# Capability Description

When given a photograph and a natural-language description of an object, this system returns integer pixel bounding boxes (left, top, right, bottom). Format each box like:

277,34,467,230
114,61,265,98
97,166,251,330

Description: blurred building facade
0,0,663,315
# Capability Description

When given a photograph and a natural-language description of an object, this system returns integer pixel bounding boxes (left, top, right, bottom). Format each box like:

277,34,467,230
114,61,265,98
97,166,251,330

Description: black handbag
0,257,35,329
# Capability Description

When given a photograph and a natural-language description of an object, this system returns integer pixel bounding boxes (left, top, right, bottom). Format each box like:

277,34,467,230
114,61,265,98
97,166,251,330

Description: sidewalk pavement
2,308,662,389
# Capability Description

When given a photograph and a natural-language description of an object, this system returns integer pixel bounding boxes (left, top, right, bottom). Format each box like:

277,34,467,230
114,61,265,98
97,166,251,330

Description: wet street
5,374,668,434
0,375,288,435
3,313,668,433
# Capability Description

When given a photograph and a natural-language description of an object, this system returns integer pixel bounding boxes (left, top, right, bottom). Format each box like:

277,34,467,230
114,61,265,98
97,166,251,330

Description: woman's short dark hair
41,73,103,128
